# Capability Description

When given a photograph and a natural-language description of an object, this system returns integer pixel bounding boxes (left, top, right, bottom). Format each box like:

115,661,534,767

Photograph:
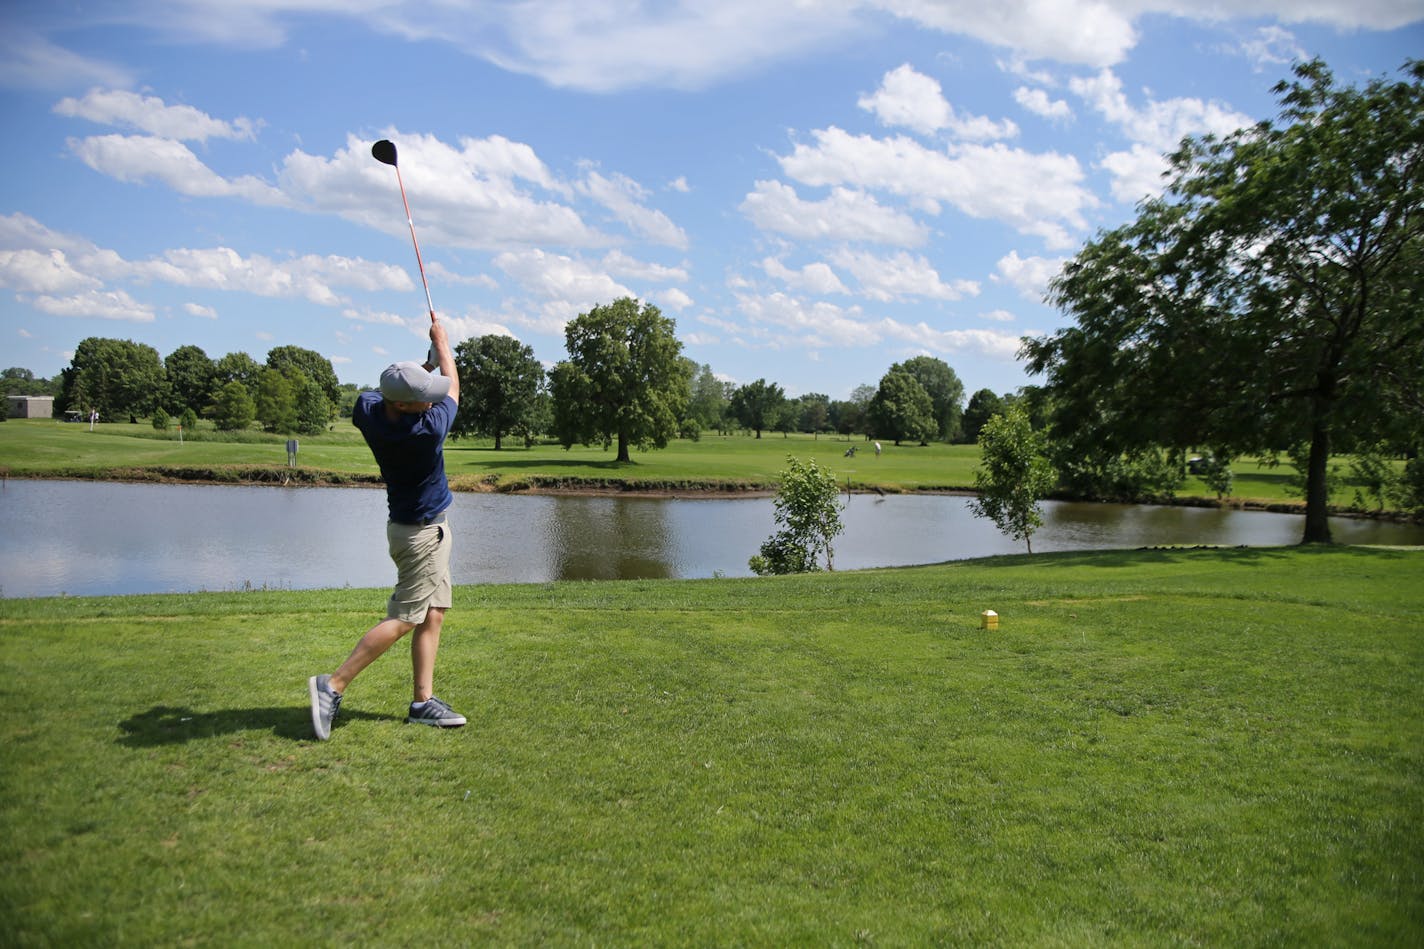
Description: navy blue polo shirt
352,391,457,524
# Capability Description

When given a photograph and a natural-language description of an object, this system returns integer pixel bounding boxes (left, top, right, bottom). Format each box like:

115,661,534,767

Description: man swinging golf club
308,319,464,739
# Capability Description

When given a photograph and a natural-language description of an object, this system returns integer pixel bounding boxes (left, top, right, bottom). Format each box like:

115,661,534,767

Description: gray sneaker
407,696,466,728
308,674,342,740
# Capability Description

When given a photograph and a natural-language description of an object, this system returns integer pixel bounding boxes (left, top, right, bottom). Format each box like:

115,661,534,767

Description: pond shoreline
3,463,1418,523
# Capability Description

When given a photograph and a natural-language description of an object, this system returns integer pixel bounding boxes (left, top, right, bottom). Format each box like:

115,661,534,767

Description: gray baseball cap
379,361,451,403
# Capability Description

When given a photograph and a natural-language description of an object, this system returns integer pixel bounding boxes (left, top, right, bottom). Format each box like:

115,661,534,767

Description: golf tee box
980,610,999,630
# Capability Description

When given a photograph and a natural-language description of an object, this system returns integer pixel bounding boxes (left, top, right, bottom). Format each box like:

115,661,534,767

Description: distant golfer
309,319,464,739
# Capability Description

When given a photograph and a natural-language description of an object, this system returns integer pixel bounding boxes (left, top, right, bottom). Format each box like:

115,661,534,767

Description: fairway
2,546,1420,945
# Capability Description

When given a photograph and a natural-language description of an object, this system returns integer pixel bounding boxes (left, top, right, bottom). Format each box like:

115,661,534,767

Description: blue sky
1,1,1420,402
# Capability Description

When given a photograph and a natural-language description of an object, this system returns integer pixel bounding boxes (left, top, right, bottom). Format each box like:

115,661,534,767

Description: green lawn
0,417,1403,509
2,547,1420,945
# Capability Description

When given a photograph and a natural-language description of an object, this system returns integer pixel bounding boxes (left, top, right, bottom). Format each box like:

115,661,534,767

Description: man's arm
428,319,460,405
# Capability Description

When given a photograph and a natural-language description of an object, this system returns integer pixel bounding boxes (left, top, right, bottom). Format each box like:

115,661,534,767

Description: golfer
309,319,465,740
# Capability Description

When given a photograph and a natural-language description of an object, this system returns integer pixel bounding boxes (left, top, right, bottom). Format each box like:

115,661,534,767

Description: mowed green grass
2,547,1420,945
0,417,1401,506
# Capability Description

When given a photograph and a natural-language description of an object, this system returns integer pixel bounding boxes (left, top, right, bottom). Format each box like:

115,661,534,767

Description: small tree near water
969,406,1056,554
750,456,845,575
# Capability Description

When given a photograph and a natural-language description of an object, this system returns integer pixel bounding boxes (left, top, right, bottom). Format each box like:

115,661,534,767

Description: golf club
371,139,436,324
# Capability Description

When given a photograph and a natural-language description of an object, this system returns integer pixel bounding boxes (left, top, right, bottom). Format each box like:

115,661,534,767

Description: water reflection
1,479,1419,599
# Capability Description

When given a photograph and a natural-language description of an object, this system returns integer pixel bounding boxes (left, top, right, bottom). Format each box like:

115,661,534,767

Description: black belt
396,512,446,527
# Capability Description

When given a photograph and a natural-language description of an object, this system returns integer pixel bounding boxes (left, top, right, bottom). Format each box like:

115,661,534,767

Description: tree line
23,297,1018,449
35,339,352,436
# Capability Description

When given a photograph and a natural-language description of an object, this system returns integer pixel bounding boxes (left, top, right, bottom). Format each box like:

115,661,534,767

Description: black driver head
371,139,398,166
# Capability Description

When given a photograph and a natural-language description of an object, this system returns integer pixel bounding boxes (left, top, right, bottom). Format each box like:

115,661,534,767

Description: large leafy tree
688,362,731,433
893,355,965,442
453,334,545,449
266,345,340,410
549,297,690,462
58,337,165,420
868,369,935,446
960,388,1005,444
1025,59,1424,544
255,368,298,434
164,345,216,414
729,378,785,438
213,352,263,395
212,380,256,431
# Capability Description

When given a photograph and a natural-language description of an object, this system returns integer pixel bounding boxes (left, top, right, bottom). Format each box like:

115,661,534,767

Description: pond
1,479,1420,599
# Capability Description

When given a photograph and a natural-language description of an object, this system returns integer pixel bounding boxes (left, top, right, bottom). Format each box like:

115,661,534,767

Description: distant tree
213,380,256,431
255,368,298,434
179,407,199,433
868,370,935,446
730,378,786,438
336,384,361,418
2,367,56,397
688,362,732,433
453,334,545,449
266,345,341,407
1024,59,1424,544
797,393,831,436
961,389,1005,443
969,405,1056,554
894,356,965,442
58,337,165,420
749,456,845,575
520,391,554,447
213,352,263,397
549,297,690,462
151,407,170,431
164,345,216,415
293,374,332,436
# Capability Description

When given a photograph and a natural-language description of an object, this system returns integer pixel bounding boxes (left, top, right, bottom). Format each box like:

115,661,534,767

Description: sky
1,2,1421,403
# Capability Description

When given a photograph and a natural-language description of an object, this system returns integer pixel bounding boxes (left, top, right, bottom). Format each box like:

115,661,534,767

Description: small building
6,395,55,419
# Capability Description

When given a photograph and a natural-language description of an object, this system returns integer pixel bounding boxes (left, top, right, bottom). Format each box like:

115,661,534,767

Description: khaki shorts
385,517,452,625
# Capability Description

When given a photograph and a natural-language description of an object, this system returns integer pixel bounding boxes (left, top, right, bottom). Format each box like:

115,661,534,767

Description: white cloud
0,249,101,294
16,1,1420,98
601,250,689,283
860,64,1018,140
762,257,851,296
1014,86,1073,122
67,135,287,205
54,89,258,141
32,288,155,322
580,170,689,248
655,287,694,311
1234,25,1307,72
1066,67,1255,203
3,212,412,312
740,180,930,247
778,127,1093,249
0,30,133,91
667,176,691,193
183,302,218,319
1099,143,1174,204
280,133,608,251
993,251,1066,301
737,291,883,349
829,249,980,302
980,309,1017,322
880,320,1025,361
493,248,634,304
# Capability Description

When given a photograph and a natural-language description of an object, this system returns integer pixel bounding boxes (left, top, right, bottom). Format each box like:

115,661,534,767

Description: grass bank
0,418,1408,514
2,547,1420,945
